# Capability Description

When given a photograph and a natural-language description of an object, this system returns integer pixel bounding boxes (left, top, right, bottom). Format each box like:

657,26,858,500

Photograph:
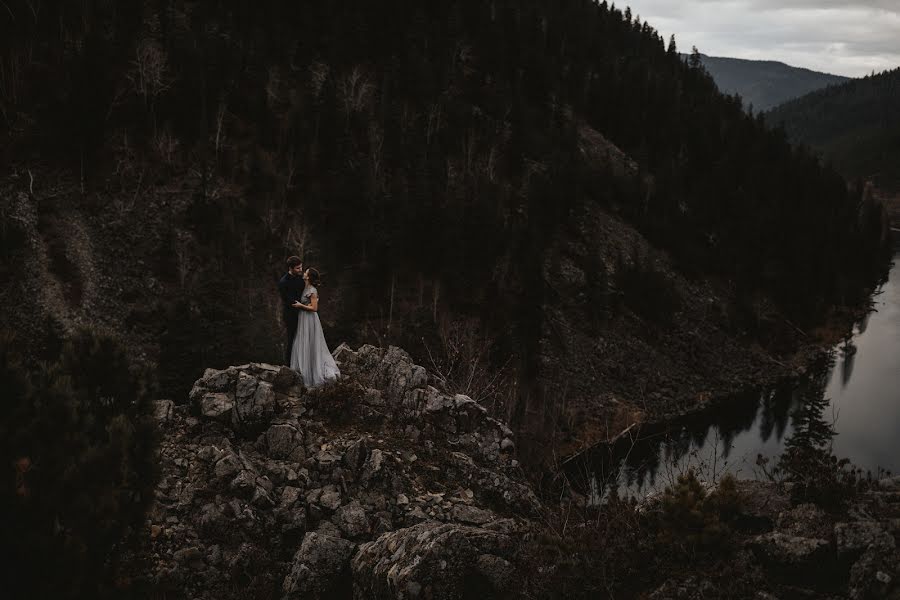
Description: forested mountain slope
767,67,900,192
0,0,889,459
691,53,849,112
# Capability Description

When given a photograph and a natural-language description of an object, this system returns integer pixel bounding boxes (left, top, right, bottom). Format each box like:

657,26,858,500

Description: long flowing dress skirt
290,310,340,387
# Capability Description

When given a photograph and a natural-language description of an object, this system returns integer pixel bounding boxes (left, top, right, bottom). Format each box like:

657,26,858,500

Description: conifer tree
0,328,158,599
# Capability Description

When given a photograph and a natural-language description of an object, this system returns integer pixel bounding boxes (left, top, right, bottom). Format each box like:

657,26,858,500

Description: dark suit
278,272,305,364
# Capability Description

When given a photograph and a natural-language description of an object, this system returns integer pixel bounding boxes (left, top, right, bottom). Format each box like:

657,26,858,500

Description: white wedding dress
290,285,341,387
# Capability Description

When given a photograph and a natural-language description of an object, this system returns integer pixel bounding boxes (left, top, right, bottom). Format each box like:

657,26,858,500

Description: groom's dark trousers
278,272,305,365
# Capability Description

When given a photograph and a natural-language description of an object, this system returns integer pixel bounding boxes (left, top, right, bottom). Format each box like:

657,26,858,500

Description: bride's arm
300,293,319,312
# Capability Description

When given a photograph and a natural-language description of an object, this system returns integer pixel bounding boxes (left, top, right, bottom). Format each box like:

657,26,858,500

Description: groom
278,256,305,365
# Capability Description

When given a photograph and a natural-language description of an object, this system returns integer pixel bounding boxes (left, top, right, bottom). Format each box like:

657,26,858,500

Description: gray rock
835,521,895,558
476,554,515,590
748,532,830,573
334,500,370,538
282,532,356,599
232,376,277,428
229,470,257,497
198,503,224,534
876,476,900,492
254,380,276,409
319,485,342,512
360,449,384,484
352,521,520,599
201,393,234,420
733,481,791,531
849,544,900,600
153,399,175,421
214,453,243,480
280,486,302,509
273,365,302,390
235,373,258,400
315,520,343,538
202,368,234,391
251,486,275,509
342,438,369,471
277,504,307,534
266,423,304,460
777,503,831,540
451,504,496,525
315,450,341,471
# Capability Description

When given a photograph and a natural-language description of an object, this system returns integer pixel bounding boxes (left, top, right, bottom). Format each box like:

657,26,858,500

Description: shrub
654,470,741,559
0,327,158,599
519,493,647,599
303,377,363,428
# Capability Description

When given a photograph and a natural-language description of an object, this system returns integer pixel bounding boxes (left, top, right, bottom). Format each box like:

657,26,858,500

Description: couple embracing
278,256,340,387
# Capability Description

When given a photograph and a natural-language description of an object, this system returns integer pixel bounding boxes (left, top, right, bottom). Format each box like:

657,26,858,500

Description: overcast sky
629,0,900,77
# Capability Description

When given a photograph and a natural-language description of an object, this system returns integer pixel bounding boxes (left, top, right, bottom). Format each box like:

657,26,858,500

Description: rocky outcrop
123,345,540,599
646,478,900,599
738,482,900,599
123,343,900,600
352,520,524,600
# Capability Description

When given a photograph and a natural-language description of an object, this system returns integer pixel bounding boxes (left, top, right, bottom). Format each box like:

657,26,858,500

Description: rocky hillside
2,160,857,470
115,343,900,599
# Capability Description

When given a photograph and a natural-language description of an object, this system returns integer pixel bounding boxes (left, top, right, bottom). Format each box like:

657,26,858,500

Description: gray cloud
630,0,900,77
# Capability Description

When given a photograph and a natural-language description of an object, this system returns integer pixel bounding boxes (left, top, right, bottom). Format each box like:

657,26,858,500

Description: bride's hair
306,268,321,286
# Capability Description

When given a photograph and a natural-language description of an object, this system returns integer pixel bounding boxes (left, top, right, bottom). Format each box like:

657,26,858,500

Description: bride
290,267,341,387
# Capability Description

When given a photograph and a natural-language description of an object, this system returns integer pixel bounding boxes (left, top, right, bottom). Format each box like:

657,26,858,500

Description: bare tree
338,65,374,123
423,317,517,417
308,61,330,99
129,39,172,100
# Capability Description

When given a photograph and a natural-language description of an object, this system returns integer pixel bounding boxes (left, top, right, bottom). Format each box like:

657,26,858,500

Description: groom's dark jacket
278,272,305,327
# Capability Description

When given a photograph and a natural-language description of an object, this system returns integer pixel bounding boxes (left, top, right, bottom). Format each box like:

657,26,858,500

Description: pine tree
667,34,677,56
689,45,703,69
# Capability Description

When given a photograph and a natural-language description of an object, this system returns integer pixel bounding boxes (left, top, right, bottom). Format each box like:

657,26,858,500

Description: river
586,247,900,501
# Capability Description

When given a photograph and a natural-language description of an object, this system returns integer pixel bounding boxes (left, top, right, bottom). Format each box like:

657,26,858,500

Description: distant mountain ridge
687,53,850,112
766,67,900,192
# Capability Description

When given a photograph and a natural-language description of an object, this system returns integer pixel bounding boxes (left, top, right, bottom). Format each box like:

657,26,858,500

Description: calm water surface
587,249,900,499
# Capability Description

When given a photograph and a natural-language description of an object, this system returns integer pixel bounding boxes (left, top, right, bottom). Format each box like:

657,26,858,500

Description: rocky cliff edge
127,344,543,599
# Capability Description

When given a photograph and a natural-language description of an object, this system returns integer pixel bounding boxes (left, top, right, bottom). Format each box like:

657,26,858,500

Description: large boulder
189,363,302,432
334,345,518,465
282,532,356,599
351,520,525,599
748,531,833,583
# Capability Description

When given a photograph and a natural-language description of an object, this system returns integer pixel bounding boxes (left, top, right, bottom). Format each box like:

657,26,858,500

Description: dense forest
1,0,888,397
767,67,900,191
689,53,848,112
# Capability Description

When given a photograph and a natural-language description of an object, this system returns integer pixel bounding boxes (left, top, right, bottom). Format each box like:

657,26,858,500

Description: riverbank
529,200,890,468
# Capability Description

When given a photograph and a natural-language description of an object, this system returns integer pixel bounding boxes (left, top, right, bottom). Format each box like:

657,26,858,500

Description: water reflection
839,341,856,389
574,247,900,502
580,381,804,501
